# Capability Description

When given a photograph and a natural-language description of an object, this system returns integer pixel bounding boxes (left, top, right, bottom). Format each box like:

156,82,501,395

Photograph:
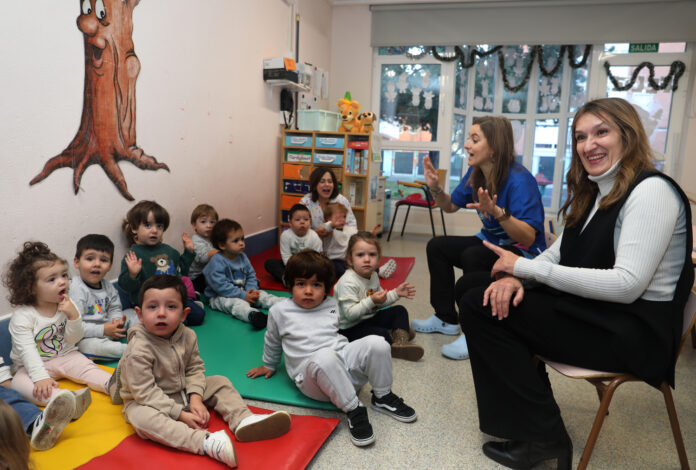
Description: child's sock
203,430,237,468
234,411,291,442
378,259,397,279
30,389,76,450
72,387,92,420
248,310,268,329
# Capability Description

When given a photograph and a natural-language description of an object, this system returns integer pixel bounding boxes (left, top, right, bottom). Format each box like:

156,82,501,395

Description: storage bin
315,136,345,149
313,152,343,165
281,194,303,210
283,179,311,195
284,134,313,147
283,163,311,179
298,110,340,132
285,149,312,163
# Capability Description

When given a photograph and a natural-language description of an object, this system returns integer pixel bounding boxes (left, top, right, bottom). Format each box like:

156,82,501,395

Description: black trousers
264,258,285,283
458,285,659,442
427,235,519,324
339,305,410,344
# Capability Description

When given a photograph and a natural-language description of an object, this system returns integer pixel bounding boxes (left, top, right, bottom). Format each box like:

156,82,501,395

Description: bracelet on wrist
431,187,444,196
494,207,511,222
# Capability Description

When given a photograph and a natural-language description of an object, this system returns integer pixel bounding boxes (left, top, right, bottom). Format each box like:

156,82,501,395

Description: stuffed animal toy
356,111,376,134
337,92,361,133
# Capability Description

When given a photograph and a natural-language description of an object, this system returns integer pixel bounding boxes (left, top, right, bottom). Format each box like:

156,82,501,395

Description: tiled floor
246,234,696,469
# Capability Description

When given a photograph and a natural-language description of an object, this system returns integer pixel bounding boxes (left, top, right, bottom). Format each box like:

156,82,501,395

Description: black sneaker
346,405,375,447
370,391,417,423
248,311,268,329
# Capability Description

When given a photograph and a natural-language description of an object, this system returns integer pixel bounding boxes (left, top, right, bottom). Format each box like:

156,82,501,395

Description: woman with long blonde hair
459,98,692,469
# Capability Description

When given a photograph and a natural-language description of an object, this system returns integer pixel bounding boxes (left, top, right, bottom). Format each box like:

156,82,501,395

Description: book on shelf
348,182,357,205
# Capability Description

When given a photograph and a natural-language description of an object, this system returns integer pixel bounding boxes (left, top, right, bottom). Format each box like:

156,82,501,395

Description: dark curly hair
3,242,67,307
122,200,170,245
283,250,335,292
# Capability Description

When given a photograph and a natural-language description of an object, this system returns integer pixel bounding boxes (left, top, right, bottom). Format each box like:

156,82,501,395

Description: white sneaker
378,259,397,279
203,430,237,468
30,389,76,450
234,411,291,442
72,387,92,420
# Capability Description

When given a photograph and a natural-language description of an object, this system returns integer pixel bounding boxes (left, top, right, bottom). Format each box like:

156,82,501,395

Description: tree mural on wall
30,0,168,201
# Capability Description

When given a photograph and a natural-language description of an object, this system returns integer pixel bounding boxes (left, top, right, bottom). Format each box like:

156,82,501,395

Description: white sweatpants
209,291,283,322
294,335,392,412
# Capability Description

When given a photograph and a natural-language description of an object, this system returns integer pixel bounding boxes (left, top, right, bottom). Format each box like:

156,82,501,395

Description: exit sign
629,43,658,53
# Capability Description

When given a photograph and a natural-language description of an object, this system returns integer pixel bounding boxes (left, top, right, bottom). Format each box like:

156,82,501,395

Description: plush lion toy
337,93,361,133
356,111,376,134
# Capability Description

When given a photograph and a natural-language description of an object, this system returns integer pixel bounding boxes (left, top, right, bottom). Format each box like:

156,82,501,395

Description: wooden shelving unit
278,129,383,236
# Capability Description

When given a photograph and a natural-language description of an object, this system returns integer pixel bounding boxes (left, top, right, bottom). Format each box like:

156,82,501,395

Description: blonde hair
324,203,348,221
465,116,516,200
190,204,218,224
561,97,656,227
345,231,382,264
0,399,31,470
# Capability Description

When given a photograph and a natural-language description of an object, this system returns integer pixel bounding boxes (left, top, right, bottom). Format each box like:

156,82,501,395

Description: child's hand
247,366,275,379
245,290,260,305
125,251,142,278
1,380,11,389
370,224,382,235
33,378,58,401
206,249,219,258
370,290,389,304
178,410,205,430
104,315,127,339
188,394,210,427
182,232,194,252
58,295,80,320
395,282,416,299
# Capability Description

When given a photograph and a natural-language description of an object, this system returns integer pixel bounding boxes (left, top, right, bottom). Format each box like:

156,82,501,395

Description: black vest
558,170,693,387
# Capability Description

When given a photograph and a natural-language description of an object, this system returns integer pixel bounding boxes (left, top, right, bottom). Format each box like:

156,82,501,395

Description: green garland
604,60,686,91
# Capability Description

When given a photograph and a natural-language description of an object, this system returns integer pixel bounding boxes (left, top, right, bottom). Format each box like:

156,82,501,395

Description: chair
538,288,696,470
387,169,447,241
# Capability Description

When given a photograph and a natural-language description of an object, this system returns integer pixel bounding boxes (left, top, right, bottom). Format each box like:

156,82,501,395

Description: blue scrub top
451,163,546,255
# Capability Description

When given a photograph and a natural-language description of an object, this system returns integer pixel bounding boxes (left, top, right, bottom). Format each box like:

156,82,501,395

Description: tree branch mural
30,0,168,201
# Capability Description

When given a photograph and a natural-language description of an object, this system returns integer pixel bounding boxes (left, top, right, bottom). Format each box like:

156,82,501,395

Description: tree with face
30,0,167,201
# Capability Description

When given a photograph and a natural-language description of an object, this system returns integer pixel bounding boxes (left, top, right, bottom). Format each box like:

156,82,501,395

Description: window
373,43,691,213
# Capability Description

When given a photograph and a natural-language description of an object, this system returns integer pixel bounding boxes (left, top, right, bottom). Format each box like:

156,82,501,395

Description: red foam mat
250,246,415,292
77,406,339,470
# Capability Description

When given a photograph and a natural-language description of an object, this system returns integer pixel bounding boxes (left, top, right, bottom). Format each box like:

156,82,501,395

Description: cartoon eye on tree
30,0,168,201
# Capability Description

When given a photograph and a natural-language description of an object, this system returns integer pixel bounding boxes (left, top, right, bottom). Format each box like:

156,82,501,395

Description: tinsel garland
604,60,686,91
394,45,591,93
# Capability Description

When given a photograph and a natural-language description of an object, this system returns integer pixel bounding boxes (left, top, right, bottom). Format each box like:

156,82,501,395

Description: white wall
0,0,333,314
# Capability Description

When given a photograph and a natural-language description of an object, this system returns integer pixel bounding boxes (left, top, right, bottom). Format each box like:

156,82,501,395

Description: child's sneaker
378,259,397,279
234,411,291,442
30,389,76,450
248,310,268,329
203,430,237,468
72,387,92,420
346,405,375,447
107,361,123,405
370,391,417,423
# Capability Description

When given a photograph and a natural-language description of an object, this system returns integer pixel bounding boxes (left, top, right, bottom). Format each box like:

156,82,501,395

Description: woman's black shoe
482,432,572,470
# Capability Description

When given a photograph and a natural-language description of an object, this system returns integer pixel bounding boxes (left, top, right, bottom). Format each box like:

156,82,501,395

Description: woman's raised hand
465,188,498,218
423,156,440,191
483,240,520,278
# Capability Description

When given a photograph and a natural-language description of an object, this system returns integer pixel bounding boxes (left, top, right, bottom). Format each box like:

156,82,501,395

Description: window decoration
604,60,686,91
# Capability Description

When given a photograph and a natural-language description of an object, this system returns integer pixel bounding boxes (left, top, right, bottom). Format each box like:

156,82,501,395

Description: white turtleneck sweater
514,162,686,303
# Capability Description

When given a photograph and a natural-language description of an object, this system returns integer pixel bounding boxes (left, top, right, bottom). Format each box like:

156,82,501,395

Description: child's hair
324,203,348,221
190,204,219,224
0,399,31,470
122,200,170,245
3,242,67,307
283,250,335,292
210,219,243,250
75,234,114,260
346,231,382,261
288,204,310,220
138,274,188,307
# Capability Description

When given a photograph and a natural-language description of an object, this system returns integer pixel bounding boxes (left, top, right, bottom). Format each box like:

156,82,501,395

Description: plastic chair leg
387,205,400,242
427,205,436,237
401,205,412,237
440,208,447,237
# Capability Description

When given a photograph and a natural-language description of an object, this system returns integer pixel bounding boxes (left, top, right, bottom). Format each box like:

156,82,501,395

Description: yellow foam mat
30,365,134,470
